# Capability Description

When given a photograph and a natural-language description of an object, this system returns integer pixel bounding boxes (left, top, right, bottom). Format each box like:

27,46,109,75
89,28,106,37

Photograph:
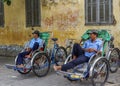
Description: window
85,0,113,25
25,0,41,27
0,0,4,27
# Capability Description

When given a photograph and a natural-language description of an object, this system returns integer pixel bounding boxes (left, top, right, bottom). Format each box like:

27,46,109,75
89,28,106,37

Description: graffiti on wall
43,10,80,29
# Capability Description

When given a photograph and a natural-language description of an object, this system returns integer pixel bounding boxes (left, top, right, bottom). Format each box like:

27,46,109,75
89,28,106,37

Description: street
0,56,119,86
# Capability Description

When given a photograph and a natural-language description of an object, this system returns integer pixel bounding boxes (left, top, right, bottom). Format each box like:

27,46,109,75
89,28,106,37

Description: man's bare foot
53,65,58,71
17,64,24,68
53,65,62,71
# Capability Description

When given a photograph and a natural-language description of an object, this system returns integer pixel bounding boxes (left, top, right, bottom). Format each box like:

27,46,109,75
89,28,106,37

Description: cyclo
6,31,67,77
56,29,120,86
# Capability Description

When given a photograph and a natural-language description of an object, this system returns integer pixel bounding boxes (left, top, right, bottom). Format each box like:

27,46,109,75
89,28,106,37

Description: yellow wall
0,0,120,47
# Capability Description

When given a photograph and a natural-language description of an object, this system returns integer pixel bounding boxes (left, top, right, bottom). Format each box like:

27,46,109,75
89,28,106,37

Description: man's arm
83,48,96,53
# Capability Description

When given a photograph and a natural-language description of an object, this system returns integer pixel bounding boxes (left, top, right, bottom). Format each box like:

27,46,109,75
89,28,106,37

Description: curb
0,45,23,57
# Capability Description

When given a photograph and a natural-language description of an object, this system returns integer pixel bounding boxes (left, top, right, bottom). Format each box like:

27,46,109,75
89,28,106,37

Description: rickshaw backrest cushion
39,32,50,46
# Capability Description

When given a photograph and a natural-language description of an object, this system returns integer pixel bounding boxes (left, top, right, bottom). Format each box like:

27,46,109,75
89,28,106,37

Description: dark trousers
72,43,84,57
61,43,89,71
16,42,39,65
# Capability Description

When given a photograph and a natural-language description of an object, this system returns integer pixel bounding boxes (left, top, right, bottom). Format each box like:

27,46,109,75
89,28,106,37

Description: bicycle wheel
90,58,109,86
109,48,120,73
66,46,72,56
15,56,32,74
55,46,67,66
32,53,50,77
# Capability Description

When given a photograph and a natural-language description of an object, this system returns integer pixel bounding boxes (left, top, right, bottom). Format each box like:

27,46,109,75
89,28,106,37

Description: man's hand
86,48,102,55
87,48,95,52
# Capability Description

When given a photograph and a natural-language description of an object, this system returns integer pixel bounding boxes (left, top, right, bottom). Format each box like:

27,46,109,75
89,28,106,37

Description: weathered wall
0,0,120,48
0,0,32,45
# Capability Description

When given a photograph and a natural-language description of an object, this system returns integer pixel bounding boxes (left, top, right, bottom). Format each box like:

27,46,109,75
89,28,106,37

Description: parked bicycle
6,32,67,77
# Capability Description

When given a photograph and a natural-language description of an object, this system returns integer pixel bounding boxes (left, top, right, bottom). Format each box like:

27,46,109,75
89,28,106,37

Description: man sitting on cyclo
54,30,103,71
16,30,43,68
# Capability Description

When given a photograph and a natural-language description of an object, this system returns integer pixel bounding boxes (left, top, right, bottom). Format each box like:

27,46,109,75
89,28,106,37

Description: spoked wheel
109,48,119,73
55,47,67,66
15,56,32,74
32,53,50,77
66,46,72,56
90,58,109,86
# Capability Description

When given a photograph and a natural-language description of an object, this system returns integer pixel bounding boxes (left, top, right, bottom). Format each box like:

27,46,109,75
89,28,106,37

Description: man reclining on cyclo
54,30,103,71
16,30,43,68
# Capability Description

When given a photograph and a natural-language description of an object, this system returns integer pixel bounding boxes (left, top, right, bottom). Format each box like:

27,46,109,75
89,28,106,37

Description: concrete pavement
0,56,119,86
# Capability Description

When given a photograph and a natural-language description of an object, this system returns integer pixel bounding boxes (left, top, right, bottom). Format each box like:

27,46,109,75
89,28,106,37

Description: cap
32,30,40,36
88,30,98,34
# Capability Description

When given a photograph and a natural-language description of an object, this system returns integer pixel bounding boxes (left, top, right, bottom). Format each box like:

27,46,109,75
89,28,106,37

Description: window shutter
87,0,97,23
100,0,105,22
0,0,4,27
105,2,110,22
85,0,113,25
25,0,41,27
99,0,109,23
25,0,32,27
33,0,40,26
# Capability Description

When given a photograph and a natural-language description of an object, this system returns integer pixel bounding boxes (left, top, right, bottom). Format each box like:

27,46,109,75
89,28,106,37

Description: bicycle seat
51,38,58,41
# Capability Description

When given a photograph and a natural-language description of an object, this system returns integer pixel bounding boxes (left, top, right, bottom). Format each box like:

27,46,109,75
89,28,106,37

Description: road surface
0,56,119,86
